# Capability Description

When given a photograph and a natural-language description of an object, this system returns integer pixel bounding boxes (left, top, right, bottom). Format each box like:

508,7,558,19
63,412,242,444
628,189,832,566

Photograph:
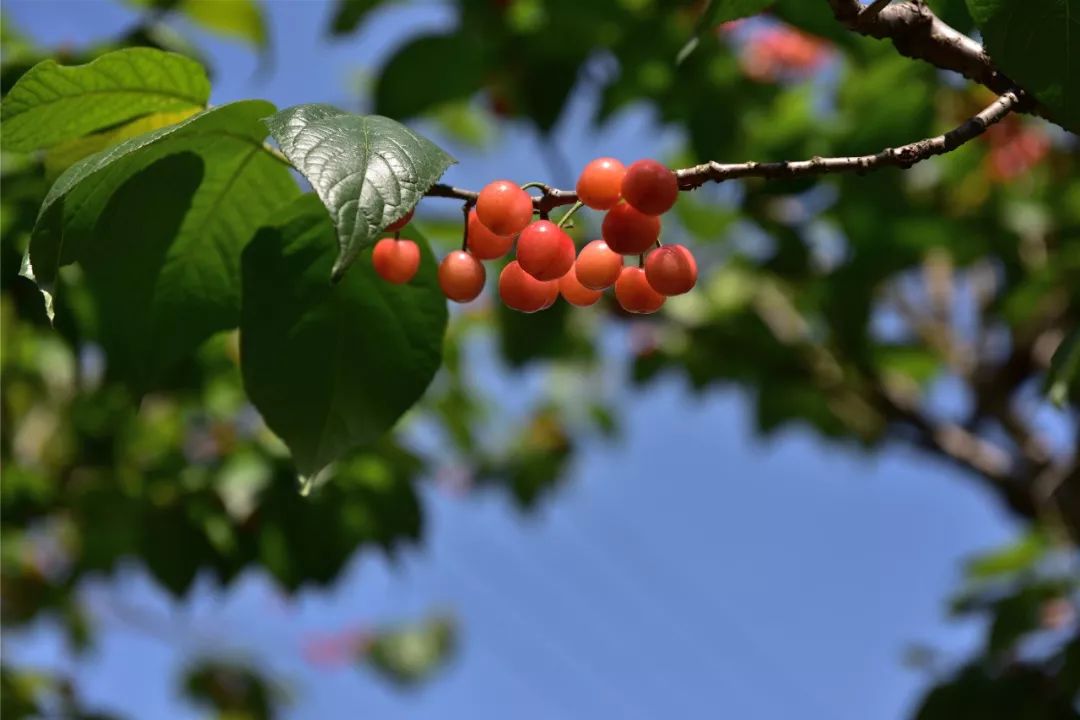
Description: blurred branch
825,0,1046,119
747,271,1074,534
424,91,1022,209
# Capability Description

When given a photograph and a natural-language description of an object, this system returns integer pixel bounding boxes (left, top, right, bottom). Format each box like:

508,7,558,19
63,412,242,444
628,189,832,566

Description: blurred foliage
914,532,1080,719
365,615,457,687
2,0,1079,717
182,660,284,720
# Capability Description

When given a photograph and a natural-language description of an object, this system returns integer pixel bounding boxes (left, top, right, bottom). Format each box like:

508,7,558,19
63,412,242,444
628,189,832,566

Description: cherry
476,180,533,236
499,260,558,313
644,244,698,295
438,250,485,303
516,220,575,281
615,266,665,314
559,269,602,307
385,208,414,233
576,157,626,210
621,159,678,216
574,239,623,290
602,203,661,255
466,209,514,260
372,237,420,284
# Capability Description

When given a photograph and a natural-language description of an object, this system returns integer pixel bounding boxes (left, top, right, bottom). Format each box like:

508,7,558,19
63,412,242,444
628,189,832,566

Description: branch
425,91,1021,209
826,0,1044,118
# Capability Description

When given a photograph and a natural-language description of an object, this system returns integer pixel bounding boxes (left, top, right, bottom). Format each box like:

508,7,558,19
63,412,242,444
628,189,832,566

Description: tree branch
826,0,1044,118
425,91,1021,209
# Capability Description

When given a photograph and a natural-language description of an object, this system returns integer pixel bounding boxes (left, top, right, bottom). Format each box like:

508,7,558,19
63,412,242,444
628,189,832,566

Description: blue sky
3,1,1022,718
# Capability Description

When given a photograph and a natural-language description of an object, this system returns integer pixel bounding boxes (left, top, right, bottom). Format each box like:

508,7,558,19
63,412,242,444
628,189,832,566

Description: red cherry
602,203,661,255
466,210,514,260
499,261,558,313
644,244,698,295
621,159,678,215
371,237,420,284
516,220,575,281
385,208,414,233
438,250,485,303
576,157,626,210
476,180,533,236
574,239,623,290
559,269,602,307
615,266,665,314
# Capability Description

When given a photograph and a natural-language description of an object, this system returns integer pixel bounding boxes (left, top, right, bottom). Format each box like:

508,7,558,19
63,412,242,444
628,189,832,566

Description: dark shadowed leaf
966,0,1079,132
264,104,455,281
1,48,209,152
240,194,446,478
30,101,299,389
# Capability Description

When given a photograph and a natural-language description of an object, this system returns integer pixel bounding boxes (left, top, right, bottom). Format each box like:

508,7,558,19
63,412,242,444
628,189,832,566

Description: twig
423,91,1020,210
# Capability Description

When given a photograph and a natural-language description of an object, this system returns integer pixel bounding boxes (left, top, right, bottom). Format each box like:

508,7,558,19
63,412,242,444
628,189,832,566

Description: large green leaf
966,0,1079,132
31,101,299,389
240,194,447,479
0,47,209,152
263,104,455,281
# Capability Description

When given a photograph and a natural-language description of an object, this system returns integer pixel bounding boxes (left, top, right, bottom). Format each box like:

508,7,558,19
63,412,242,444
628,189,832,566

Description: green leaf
178,0,268,48
329,0,387,35
965,0,1080,132
1,47,209,152
240,194,447,478
374,34,485,120
31,101,299,389
263,104,456,281
1046,326,1080,408
964,531,1048,579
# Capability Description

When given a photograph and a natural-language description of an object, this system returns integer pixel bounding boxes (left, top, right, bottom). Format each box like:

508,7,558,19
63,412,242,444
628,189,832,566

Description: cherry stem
460,202,470,251
556,201,584,229
520,181,548,192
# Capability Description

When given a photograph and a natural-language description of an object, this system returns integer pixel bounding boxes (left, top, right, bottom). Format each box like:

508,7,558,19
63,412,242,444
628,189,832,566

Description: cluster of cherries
371,158,697,314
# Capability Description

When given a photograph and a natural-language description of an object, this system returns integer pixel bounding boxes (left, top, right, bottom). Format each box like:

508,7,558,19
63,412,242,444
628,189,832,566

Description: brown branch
426,91,1021,209
826,0,1045,118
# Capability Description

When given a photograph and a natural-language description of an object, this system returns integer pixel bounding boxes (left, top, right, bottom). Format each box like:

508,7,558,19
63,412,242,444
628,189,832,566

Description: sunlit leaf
1,48,209,152
264,104,455,281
